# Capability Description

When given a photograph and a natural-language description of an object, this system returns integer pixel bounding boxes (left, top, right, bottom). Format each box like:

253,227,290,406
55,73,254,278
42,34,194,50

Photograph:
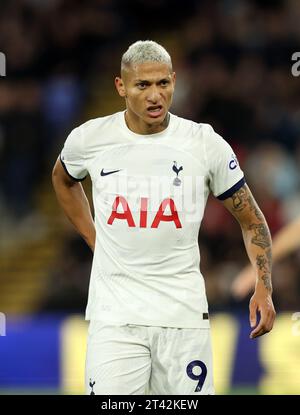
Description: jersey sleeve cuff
59,154,87,182
216,177,246,201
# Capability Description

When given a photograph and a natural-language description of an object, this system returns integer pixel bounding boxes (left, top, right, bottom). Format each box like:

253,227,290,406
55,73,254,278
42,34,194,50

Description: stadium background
0,0,300,394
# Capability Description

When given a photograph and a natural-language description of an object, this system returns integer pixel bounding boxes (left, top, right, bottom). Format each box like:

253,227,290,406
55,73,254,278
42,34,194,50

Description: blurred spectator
0,81,45,220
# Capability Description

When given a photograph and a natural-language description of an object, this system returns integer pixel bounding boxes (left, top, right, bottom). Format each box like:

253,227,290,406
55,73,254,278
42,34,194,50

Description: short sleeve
204,125,245,200
60,126,88,181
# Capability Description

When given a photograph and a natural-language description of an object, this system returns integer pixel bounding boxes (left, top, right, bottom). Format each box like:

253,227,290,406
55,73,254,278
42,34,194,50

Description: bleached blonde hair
121,40,172,72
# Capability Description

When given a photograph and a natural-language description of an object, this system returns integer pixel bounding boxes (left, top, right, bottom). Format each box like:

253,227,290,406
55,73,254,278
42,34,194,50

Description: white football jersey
60,111,245,328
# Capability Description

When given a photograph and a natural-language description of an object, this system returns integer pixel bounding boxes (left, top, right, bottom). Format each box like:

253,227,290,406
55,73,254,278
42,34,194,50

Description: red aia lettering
140,197,148,228
151,198,182,228
107,196,135,227
107,197,182,228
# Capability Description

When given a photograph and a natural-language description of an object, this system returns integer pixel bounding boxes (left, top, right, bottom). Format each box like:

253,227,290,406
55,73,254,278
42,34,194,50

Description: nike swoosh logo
100,168,122,176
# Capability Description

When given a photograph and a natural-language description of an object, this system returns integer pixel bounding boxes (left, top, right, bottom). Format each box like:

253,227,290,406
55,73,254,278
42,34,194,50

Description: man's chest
87,143,209,229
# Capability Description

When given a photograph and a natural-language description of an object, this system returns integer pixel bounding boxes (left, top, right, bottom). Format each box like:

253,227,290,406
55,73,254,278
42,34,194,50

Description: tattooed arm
221,184,276,339
232,215,300,299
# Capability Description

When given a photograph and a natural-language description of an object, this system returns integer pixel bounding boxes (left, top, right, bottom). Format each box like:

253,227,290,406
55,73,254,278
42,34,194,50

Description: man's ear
115,77,126,97
172,71,176,87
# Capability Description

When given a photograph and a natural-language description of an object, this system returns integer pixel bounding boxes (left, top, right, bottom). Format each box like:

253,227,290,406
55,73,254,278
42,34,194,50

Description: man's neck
125,111,170,135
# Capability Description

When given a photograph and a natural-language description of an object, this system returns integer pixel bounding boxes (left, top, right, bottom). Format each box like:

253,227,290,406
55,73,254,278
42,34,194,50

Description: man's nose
146,86,160,103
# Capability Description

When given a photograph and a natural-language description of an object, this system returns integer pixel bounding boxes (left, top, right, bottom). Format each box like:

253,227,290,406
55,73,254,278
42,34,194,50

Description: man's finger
250,315,268,337
250,327,266,339
250,306,276,338
249,301,257,328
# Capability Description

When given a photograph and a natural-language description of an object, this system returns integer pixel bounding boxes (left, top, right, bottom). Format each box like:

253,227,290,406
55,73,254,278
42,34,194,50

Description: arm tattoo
256,248,272,274
266,248,272,266
230,187,264,221
249,223,271,249
231,187,248,211
257,249,272,292
229,186,272,292
256,254,269,272
247,196,264,221
261,274,272,293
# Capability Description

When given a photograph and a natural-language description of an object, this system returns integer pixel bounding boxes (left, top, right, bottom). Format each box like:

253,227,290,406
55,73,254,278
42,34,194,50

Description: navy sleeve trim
59,154,87,182
217,177,246,201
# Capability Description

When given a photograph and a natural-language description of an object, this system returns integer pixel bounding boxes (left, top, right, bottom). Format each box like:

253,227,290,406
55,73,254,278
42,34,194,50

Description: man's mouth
147,105,164,118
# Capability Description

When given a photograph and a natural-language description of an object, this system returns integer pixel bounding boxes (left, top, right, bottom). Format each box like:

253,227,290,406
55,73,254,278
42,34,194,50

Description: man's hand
249,286,276,339
231,264,255,300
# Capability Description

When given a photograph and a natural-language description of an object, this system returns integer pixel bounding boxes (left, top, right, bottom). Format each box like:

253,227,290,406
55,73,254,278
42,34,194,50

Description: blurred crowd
1,0,300,313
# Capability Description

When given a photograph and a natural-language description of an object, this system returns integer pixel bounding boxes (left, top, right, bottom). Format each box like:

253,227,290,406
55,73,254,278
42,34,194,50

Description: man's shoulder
65,112,123,149
173,113,215,137
78,111,122,134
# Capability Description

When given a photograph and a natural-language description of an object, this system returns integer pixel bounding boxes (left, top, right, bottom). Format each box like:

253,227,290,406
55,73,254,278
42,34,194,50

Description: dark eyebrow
135,79,151,84
134,78,170,84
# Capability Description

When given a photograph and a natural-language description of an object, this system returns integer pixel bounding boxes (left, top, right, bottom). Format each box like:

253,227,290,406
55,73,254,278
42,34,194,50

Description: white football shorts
85,320,215,395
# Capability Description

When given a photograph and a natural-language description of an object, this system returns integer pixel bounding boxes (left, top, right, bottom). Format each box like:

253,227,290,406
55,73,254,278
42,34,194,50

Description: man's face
115,62,176,129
